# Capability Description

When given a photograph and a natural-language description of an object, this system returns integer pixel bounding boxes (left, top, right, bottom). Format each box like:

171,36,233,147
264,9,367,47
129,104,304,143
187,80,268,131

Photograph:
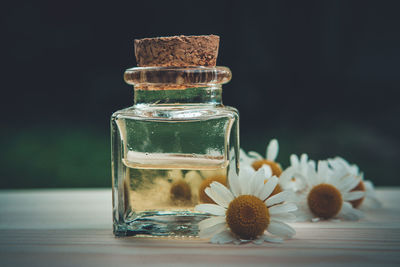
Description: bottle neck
124,66,231,106
133,85,222,106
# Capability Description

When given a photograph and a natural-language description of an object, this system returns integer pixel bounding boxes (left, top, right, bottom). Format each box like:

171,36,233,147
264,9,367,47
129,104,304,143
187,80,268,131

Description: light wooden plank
0,189,112,230
0,188,399,266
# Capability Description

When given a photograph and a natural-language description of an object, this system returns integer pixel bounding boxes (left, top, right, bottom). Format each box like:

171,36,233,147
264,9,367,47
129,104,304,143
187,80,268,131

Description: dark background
1,0,399,188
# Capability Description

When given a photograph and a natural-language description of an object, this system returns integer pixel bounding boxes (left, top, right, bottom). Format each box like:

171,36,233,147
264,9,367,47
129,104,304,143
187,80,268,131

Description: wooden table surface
0,188,399,266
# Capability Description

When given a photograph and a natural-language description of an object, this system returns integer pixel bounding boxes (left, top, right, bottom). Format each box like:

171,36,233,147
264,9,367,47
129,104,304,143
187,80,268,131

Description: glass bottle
111,66,239,236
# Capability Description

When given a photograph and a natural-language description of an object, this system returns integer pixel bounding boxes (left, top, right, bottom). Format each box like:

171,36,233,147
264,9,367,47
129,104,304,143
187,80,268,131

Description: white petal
308,160,316,170
338,202,363,221
184,171,203,192
210,230,236,244
306,165,319,186
300,153,308,164
329,157,348,170
228,168,241,197
241,165,256,176
239,148,253,165
238,167,254,195
267,220,295,238
317,160,330,180
261,164,273,178
253,236,265,245
204,188,222,207
199,222,227,238
288,178,306,192
350,165,360,176
207,182,234,208
264,235,284,243
195,204,226,216
293,209,313,222
167,169,184,182
327,175,341,188
290,154,299,167
329,166,348,185
252,166,271,197
248,151,263,160
259,176,278,201
267,139,279,161
198,216,226,231
269,202,297,214
270,212,297,222
265,191,292,207
343,191,364,201
337,176,360,192
238,175,249,195
279,166,294,186
211,181,235,200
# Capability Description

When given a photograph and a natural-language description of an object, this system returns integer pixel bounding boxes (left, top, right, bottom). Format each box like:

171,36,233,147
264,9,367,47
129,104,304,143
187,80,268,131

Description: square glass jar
111,66,239,237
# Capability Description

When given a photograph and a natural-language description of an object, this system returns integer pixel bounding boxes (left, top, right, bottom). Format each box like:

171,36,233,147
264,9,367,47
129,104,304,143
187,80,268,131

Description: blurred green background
1,0,399,188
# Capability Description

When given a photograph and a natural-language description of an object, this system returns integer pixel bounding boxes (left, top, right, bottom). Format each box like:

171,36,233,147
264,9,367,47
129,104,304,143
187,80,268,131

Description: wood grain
0,188,399,266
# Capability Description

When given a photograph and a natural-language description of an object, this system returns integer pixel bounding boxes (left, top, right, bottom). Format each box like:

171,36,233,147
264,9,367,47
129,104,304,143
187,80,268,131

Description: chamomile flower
195,166,297,244
293,160,365,222
328,157,381,209
170,180,192,203
240,139,283,177
280,154,316,192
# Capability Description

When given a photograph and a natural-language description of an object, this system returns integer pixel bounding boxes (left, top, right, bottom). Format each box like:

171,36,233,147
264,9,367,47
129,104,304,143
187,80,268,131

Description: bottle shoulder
112,104,238,121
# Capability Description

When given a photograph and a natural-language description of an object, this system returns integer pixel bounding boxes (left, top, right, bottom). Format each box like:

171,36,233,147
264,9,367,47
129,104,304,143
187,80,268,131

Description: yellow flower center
252,159,282,177
226,195,269,240
350,180,365,208
170,180,192,202
199,175,227,204
307,184,342,219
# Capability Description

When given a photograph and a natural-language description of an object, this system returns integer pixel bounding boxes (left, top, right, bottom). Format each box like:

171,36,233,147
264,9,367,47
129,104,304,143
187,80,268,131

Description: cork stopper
134,35,220,67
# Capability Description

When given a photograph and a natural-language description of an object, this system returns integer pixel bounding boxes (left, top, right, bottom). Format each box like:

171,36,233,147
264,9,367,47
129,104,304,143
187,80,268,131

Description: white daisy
293,160,365,222
240,139,283,177
328,157,381,209
195,166,297,244
280,154,316,192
